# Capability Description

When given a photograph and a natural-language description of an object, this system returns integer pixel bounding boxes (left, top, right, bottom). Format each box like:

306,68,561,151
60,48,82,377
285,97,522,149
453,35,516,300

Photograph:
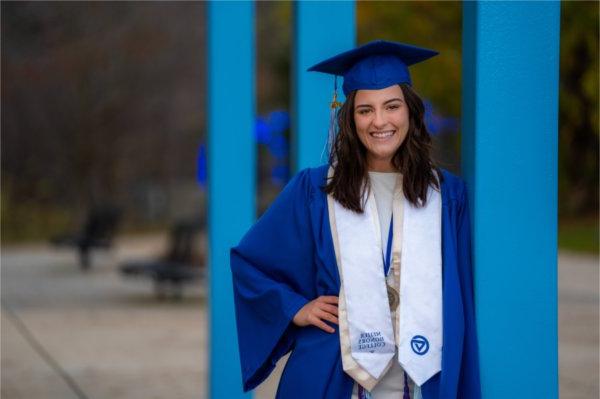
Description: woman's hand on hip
292,295,339,333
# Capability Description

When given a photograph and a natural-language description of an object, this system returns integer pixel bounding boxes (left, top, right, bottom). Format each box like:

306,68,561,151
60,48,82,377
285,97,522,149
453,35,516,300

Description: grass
2,201,598,256
558,216,599,254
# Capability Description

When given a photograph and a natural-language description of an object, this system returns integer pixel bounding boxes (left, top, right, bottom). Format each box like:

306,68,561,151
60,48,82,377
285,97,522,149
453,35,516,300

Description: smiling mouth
369,130,395,139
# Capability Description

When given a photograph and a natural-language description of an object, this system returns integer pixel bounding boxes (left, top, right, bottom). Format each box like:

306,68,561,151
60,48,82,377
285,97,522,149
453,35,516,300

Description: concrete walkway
1,236,598,399
558,251,599,399
2,235,207,399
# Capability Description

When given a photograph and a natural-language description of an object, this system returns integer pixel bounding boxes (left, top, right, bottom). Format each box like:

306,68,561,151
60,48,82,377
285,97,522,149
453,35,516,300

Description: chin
369,145,401,160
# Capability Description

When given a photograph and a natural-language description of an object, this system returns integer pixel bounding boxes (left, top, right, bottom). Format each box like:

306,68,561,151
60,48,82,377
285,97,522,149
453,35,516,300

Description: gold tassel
330,90,343,109
322,76,343,163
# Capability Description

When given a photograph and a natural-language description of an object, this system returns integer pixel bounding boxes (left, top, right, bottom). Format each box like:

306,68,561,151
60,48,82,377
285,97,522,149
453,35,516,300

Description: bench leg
79,246,91,270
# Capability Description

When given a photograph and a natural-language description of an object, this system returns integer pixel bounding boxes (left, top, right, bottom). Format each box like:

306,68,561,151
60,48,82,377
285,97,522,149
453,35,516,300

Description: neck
367,158,397,172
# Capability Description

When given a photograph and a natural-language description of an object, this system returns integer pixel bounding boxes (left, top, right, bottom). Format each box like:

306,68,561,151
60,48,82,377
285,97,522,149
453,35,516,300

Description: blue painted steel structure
462,2,560,398
293,1,356,171
207,2,254,398
208,1,560,398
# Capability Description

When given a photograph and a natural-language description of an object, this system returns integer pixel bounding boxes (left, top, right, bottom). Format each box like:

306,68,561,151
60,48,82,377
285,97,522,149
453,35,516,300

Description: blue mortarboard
308,40,438,96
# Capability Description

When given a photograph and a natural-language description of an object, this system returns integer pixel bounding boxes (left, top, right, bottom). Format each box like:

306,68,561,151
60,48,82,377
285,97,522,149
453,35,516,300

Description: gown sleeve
456,181,482,398
230,169,317,392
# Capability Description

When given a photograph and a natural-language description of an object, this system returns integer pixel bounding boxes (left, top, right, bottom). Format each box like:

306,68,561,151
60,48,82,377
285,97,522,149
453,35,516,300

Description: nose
373,109,386,129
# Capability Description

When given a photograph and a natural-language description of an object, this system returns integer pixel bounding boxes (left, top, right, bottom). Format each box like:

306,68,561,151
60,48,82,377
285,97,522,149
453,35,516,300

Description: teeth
370,130,395,138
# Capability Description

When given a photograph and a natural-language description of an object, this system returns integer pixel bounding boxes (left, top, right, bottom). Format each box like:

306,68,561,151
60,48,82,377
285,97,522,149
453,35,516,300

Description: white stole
328,169,443,389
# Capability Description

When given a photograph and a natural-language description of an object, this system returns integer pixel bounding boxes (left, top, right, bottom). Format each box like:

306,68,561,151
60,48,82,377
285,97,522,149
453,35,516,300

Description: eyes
355,103,402,115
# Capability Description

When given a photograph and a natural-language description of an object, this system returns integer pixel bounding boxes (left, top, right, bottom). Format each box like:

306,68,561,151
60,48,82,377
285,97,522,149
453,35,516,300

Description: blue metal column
462,2,560,398
207,2,254,398
293,1,356,171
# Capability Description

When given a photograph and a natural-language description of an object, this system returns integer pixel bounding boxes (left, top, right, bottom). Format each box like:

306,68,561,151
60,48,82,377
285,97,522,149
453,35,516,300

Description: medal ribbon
382,217,393,276
382,216,412,399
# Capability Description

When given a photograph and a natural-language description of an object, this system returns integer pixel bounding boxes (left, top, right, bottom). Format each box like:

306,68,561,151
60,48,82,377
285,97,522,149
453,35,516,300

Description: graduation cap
308,40,439,97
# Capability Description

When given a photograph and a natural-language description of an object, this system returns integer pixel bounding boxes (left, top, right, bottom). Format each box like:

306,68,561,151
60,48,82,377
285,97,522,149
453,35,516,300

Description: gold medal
387,284,399,310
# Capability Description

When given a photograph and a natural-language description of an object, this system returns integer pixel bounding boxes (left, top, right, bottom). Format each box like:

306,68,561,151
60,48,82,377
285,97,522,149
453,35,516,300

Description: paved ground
1,235,206,399
558,252,599,399
1,236,598,399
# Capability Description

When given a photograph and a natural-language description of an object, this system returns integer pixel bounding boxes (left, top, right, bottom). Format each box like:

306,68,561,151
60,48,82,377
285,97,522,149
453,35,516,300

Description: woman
230,40,481,399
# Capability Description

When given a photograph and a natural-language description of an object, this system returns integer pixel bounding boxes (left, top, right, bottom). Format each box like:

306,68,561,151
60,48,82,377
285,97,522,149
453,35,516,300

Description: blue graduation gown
230,165,481,399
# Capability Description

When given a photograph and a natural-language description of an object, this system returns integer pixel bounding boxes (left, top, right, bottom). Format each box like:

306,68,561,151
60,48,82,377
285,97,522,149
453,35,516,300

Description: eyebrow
355,98,404,108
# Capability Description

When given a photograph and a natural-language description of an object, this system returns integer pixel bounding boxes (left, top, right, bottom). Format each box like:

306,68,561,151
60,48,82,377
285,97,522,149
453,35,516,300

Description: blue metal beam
207,2,254,398
462,2,560,398
293,1,356,171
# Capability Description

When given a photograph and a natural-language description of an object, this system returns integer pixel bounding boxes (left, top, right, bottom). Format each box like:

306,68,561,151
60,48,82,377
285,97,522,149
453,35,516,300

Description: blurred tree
358,2,462,118
2,2,597,242
257,1,291,114
359,1,599,220
558,1,599,217
256,2,292,213
1,2,206,241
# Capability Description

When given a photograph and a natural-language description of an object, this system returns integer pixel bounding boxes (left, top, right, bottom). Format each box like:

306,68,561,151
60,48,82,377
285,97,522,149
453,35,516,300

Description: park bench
119,220,205,299
51,205,122,270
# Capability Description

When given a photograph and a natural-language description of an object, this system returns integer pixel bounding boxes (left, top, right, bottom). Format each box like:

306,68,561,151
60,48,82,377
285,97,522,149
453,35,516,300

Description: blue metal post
293,1,356,171
207,2,254,398
462,2,560,398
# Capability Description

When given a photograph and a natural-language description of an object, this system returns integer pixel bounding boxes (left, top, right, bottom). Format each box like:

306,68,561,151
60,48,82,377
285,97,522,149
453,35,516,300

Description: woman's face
353,85,410,171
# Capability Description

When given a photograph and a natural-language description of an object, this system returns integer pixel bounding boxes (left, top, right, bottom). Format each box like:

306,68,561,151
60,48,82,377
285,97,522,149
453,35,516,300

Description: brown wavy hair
323,83,443,213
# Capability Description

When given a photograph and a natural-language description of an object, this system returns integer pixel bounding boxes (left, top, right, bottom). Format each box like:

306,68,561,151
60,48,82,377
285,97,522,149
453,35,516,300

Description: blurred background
1,2,597,399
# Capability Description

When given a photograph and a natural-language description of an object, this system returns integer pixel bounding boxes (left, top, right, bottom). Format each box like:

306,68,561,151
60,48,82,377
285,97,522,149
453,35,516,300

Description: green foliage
358,2,462,117
359,2,599,219
256,2,292,113
1,182,74,243
558,1,599,217
558,217,599,254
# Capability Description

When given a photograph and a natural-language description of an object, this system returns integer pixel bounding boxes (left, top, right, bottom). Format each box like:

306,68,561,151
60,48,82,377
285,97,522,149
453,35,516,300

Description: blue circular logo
411,335,429,355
